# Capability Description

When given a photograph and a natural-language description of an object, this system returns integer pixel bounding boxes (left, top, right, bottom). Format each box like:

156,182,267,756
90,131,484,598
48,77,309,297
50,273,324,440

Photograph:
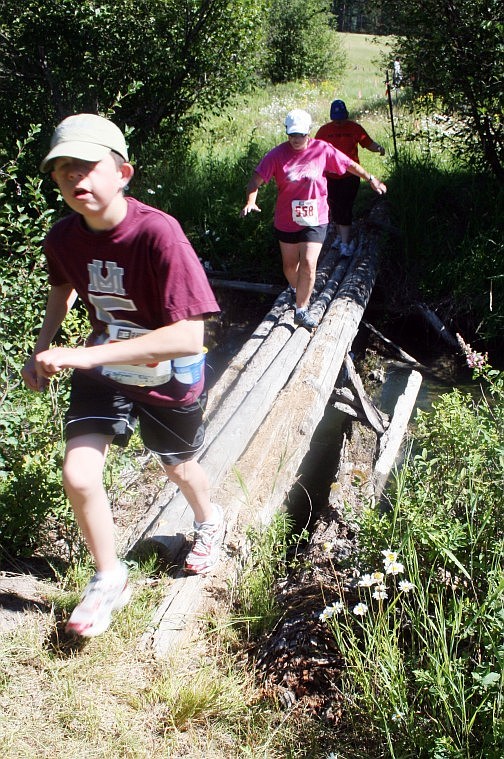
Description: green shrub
0,129,76,556
321,343,503,757
264,0,345,84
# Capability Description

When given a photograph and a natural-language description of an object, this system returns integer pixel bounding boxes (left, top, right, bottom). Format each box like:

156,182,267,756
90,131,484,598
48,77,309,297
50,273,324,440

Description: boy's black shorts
65,370,206,466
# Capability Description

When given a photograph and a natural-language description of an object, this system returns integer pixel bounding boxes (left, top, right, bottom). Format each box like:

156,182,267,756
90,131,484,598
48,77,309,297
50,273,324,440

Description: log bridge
125,203,423,658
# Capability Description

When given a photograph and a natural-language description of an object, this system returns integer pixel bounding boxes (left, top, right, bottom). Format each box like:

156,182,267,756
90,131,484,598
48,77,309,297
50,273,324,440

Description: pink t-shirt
44,196,220,406
255,139,352,232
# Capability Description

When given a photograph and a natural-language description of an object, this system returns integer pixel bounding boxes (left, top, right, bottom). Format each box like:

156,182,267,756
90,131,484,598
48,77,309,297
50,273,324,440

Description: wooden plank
235,245,381,525
373,369,423,499
344,354,389,434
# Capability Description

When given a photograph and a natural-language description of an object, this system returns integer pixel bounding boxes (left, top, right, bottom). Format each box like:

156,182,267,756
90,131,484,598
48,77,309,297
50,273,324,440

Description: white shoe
185,504,225,575
65,562,131,637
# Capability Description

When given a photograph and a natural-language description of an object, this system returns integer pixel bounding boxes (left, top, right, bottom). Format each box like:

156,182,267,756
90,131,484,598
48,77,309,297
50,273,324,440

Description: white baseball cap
40,113,129,172
284,109,312,135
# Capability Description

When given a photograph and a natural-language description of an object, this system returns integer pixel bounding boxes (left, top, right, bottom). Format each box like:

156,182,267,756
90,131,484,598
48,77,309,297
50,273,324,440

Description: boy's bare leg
163,458,214,523
62,433,118,573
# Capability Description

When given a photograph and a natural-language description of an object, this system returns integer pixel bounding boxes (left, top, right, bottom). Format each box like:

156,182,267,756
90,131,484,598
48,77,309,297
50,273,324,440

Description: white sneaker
185,504,225,575
65,562,131,637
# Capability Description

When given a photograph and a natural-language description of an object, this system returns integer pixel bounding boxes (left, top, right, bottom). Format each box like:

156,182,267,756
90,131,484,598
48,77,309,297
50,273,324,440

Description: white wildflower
372,571,385,583
146,188,155,194
385,561,405,575
319,601,344,621
372,589,388,600
382,549,398,564
398,580,415,593
353,603,368,616
358,573,375,587
391,710,405,722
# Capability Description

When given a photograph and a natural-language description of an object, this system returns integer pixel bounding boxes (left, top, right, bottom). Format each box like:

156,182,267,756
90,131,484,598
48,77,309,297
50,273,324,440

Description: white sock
95,561,125,581
194,505,220,528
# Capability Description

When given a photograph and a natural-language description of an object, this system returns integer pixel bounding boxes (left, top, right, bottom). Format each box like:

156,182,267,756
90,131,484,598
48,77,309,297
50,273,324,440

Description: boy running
22,114,223,637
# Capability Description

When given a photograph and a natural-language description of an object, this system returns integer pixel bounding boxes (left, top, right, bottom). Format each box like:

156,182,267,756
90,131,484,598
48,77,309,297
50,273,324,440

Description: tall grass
320,345,504,758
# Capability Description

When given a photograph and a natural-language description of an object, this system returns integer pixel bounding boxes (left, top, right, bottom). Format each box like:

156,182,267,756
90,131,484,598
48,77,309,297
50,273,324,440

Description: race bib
291,199,319,227
100,324,173,387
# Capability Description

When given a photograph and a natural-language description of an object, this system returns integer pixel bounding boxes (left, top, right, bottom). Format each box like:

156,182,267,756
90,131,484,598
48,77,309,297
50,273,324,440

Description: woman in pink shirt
240,109,386,330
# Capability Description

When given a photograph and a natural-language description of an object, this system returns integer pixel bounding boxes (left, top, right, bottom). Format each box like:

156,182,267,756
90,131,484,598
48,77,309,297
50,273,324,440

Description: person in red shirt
316,100,385,257
22,114,223,637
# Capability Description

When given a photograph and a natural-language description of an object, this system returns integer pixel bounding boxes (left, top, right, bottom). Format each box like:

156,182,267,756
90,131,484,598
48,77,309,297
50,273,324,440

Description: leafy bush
138,137,284,283
320,342,503,757
265,0,345,84
0,130,75,556
386,152,503,345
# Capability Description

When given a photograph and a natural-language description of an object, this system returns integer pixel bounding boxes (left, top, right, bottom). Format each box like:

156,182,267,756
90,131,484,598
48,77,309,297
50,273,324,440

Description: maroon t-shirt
44,196,220,406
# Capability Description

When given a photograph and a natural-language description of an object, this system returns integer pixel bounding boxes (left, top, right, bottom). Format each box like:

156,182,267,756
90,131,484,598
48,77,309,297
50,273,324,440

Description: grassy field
190,33,392,165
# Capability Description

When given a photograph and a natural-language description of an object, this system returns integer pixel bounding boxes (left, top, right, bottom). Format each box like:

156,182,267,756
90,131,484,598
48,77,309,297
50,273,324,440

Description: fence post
385,70,398,162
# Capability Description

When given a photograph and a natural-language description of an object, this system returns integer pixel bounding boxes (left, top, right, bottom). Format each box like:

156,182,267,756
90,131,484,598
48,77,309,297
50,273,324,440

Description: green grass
190,33,392,161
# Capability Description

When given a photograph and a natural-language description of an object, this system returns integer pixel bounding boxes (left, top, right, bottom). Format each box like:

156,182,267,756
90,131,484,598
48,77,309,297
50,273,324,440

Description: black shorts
65,371,206,466
274,224,328,245
327,175,360,226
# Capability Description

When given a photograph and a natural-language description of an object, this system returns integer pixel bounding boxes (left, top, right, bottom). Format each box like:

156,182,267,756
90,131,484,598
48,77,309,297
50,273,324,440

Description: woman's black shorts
274,224,328,244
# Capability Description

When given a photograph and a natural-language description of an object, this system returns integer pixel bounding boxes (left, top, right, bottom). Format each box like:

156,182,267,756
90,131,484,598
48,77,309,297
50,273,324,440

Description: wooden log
373,368,423,499
415,302,459,349
209,278,283,295
362,320,423,366
142,242,381,656
127,248,345,556
219,241,381,527
134,206,391,655
343,354,389,434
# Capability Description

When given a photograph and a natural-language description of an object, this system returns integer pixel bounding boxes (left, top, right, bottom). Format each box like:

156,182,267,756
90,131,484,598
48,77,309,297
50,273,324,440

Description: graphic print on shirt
87,259,137,326
86,259,173,386
286,161,320,183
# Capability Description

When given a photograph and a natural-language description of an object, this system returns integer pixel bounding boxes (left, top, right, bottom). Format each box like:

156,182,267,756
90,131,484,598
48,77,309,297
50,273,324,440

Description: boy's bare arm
34,317,205,379
22,284,77,391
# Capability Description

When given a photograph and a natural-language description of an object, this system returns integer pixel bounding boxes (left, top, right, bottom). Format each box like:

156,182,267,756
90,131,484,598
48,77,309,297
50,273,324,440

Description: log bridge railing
124,203,422,656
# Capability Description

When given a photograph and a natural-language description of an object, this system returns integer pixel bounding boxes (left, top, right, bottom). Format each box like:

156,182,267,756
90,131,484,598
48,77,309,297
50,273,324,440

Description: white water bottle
172,349,207,384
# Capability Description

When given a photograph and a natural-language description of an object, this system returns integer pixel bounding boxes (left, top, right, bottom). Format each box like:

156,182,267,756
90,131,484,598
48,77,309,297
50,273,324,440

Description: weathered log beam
218,241,381,529
414,302,459,349
344,354,389,434
373,368,423,499
362,320,423,366
209,278,283,294
128,246,348,555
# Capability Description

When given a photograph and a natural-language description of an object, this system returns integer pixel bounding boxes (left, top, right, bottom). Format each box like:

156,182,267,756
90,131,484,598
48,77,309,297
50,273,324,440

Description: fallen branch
373,368,423,499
